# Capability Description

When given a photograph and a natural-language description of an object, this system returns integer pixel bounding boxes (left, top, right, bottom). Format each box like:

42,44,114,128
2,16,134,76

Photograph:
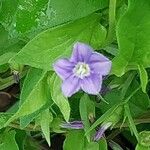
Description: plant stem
8,122,41,131
105,0,117,45
114,117,150,128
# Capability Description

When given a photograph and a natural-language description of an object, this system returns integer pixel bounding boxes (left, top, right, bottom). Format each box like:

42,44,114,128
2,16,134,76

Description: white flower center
73,62,90,79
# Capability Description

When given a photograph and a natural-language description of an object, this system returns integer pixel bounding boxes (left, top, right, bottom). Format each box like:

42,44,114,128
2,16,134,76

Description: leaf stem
105,0,117,45
114,117,150,128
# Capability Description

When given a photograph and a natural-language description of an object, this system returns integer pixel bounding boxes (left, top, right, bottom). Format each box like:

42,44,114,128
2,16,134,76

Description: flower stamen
73,62,90,79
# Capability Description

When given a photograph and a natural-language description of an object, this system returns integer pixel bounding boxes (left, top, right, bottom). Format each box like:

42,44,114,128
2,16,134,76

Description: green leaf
63,130,85,150
112,0,150,76
125,80,150,117
86,142,99,150
24,136,41,150
0,0,108,38
5,68,49,126
138,131,150,147
0,24,8,49
0,0,18,26
100,79,150,118
79,94,95,142
50,117,65,133
0,24,25,66
98,138,108,150
0,113,12,129
20,103,50,128
86,103,123,135
124,104,139,141
10,14,106,70
138,65,148,93
40,109,53,146
15,130,27,150
0,130,19,150
109,140,122,150
136,144,149,150
50,74,70,122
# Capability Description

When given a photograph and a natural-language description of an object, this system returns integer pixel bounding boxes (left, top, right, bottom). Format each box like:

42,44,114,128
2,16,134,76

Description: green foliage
136,131,150,150
50,73,70,122
124,103,139,141
40,109,53,146
79,94,95,141
98,138,108,150
86,103,123,135
10,14,106,70
138,65,148,93
0,0,108,39
0,130,19,150
100,79,150,117
63,130,108,150
0,113,12,130
0,0,150,149
63,130,85,150
112,0,150,76
5,68,50,126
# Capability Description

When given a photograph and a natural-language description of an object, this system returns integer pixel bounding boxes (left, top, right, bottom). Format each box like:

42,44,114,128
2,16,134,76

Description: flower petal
81,74,102,95
62,75,80,97
70,42,93,63
89,52,110,63
90,61,112,76
53,58,74,80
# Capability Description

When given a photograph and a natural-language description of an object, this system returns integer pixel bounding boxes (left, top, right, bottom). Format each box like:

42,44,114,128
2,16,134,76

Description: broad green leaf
136,144,149,150
20,103,50,128
10,14,106,70
112,0,150,76
50,74,70,122
86,142,99,150
0,24,8,49
0,113,12,129
0,0,18,26
124,104,139,141
40,109,53,146
0,24,25,66
79,94,95,142
103,44,119,56
63,130,85,150
5,68,49,126
0,0,108,38
0,52,16,65
19,68,51,128
45,0,108,29
138,65,148,93
99,138,108,150
0,130,19,150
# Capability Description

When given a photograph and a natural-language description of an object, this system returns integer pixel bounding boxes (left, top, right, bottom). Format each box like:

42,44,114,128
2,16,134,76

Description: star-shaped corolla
53,42,112,97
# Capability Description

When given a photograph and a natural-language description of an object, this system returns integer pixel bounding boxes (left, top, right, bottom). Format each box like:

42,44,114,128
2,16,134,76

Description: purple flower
53,42,112,97
60,121,84,129
93,122,112,141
